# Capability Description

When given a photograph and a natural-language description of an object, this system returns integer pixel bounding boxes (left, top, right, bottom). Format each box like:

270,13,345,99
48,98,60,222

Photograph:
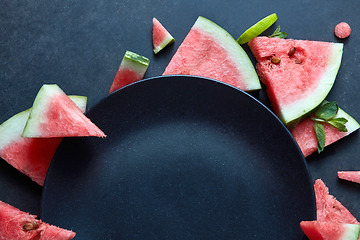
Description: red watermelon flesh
0,200,75,240
338,171,360,184
22,84,105,138
109,51,150,93
163,16,261,91
0,96,87,186
248,36,343,126
152,17,175,54
314,179,359,224
300,221,360,240
290,105,360,157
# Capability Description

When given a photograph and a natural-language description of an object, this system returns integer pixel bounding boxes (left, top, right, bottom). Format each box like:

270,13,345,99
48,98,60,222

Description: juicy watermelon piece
300,221,360,240
291,104,359,157
314,179,359,224
152,17,175,54
0,200,75,240
163,16,261,91
22,84,105,138
338,171,360,184
0,96,87,186
109,51,150,93
248,36,343,126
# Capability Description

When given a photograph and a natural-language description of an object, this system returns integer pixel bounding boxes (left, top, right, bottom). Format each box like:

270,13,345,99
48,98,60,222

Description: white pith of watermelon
248,36,343,126
153,17,175,54
109,51,150,93
0,200,75,240
163,16,261,91
290,103,360,157
314,179,359,224
0,96,87,186
338,171,360,184
300,221,360,240
22,84,105,138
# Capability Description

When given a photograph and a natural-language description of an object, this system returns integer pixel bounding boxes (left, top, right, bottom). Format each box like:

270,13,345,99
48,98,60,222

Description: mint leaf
331,117,348,124
314,102,339,121
313,122,326,154
327,118,348,132
268,26,287,39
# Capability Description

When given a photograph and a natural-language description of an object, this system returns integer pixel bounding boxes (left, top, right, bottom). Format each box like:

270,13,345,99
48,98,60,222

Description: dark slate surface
1,0,359,238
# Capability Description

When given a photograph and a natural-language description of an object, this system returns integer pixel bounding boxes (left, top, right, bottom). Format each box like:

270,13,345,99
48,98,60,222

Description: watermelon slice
109,51,150,93
0,96,87,186
300,221,360,240
0,200,75,239
22,84,105,138
248,36,343,126
314,179,359,224
152,17,175,54
290,104,359,157
338,171,360,184
163,16,261,91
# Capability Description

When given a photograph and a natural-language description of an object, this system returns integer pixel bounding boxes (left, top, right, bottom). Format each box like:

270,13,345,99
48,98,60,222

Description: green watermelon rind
318,100,360,134
0,95,87,150
121,51,150,74
193,16,261,91
283,43,344,127
337,106,360,134
22,85,64,138
0,109,31,150
21,85,91,138
153,34,175,54
341,224,360,240
68,95,87,113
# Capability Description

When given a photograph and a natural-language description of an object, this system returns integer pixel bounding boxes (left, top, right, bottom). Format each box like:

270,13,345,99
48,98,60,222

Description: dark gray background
1,0,359,233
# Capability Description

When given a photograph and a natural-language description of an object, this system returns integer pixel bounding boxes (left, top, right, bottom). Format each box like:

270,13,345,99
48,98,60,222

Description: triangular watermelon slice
152,17,175,54
163,16,261,91
338,171,360,184
314,179,359,224
0,200,75,239
22,84,105,138
248,36,343,126
109,51,150,93
290,103,359,157
300,221,360,240
0,96,87,186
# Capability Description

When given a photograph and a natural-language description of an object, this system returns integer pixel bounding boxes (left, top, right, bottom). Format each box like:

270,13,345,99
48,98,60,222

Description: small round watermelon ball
334,22,351,39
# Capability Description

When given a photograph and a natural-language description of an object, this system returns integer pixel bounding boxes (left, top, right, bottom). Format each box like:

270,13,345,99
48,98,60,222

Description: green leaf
268,26,287,39
313,122,326,154
327,118,348,132
331,117,348,125
314,102,339,121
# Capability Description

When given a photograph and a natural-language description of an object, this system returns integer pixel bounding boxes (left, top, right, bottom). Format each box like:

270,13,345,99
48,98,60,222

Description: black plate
41,75,314,239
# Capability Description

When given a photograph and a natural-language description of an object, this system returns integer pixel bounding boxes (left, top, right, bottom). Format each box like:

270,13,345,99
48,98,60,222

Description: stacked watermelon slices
0,84,105,186
0,84,106,239
248,36,359,157
300,179,360,240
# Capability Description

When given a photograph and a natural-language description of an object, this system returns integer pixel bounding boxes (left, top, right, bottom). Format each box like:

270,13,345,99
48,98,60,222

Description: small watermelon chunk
300,221,360,240
109,51,150,93
0,200,75,239
248,36,343,126
22,84,105,138
152,17,175,54
291,104,359,157
334,22,351,39
0,96,87,186
314,179,359,224
163,16,261,91
338,171,360,184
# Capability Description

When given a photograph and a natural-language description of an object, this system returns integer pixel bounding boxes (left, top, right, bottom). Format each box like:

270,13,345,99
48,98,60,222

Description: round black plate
41,75,314,239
